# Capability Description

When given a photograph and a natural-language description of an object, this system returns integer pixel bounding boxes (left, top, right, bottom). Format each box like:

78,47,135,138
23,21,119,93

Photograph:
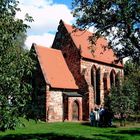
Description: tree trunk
120,113,125,126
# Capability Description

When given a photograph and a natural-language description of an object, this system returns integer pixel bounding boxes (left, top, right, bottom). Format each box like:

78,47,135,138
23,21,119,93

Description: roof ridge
62,20,94,35
34,44,62,53
60,20,123,68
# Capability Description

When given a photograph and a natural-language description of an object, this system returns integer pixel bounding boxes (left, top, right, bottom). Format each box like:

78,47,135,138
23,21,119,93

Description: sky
17,0,74,49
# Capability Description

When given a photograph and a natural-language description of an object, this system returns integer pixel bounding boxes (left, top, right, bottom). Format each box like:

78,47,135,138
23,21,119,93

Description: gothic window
110,69,116,87
91,66,101,105
103,72,108,96
91,66,96,103
91,66,96,89
96,68,101,105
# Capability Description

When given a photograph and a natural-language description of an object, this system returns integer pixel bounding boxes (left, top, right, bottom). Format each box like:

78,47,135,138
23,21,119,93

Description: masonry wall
52,22,123,120
61,45,90,120
52,24,88,93
46,89,63,122
46,89,83,122
81,59,124,112
52,24,89,120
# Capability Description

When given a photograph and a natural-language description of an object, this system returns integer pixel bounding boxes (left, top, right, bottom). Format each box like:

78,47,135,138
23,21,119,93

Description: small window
63,53,67,58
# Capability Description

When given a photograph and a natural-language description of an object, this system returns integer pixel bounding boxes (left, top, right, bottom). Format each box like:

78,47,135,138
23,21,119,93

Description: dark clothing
89,111,95,126
99,109,105,127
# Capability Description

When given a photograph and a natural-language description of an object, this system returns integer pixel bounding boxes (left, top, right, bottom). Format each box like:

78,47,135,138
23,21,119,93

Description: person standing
94,107,100,127
99,105,105,127
89,108,95,126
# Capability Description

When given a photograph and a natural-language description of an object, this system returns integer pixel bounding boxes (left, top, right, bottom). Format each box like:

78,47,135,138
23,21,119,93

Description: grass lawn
0,118,140,140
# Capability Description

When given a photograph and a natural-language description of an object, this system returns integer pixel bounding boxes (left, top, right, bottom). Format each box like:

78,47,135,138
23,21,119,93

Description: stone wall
52,22,124,121
46,89,63,122
52,24,90,120
46,89,83,122
81,59,124,112
52,23,88,93
61,45,90,120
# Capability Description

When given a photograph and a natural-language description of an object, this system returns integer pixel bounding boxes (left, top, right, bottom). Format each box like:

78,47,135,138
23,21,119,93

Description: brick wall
52,22,123,121
60,45,90,120
46,89,83,122
52,24,90,120
52,25,88,93
46,89,63,122
81,59,123,112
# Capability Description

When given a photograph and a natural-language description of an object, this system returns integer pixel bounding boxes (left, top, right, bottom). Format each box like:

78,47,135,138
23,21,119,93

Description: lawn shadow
0,133,102,140
81,121,90,126
114,129,140,136
81,121,117,128
93,134,125,140
93,128,140,140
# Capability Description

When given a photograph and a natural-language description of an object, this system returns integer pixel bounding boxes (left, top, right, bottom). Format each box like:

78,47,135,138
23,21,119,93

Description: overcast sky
17,0,74,49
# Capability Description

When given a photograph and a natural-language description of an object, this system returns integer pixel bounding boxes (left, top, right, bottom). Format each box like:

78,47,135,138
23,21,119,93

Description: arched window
91,66,96,90
91,66,96,103
72,100,79,120
96,68,101,105
103,73,108,95
110,69,116,87
91,66,101,105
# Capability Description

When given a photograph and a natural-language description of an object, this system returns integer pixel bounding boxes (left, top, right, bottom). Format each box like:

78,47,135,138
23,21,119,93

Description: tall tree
124,60,140,114
0,0,34,131
104,60,139,126
72,0,140,64
105,80,138,126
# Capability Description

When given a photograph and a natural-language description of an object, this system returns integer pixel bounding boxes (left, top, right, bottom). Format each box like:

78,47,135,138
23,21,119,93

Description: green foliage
111,81,137,114
124,60,140,114
72,0,140,64
0,0,34,131
124,60,140,84
107,80,138,126
104,60,140,126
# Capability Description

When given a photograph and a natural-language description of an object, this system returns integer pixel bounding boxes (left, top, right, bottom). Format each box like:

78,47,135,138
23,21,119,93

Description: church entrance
72,101,79,120
63,92,82,121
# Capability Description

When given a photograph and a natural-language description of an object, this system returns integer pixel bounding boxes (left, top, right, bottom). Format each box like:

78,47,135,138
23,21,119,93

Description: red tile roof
62,21,123,67
34,44,78,89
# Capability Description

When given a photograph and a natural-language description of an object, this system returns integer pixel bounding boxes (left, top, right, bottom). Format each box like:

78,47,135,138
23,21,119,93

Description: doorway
72,101,79,120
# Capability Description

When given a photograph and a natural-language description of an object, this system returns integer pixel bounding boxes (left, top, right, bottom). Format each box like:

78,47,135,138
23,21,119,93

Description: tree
0,0,34,131
72,0,140,64
105,80,138,126
124,60,140,115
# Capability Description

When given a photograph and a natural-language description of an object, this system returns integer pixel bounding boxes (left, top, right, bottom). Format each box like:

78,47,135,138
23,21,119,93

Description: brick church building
31,20,123,122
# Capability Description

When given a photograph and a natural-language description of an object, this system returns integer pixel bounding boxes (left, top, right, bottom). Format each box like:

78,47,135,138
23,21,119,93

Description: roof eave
81,57,124,68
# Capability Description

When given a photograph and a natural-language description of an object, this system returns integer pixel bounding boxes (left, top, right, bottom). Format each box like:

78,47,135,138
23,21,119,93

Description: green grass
0,118,140,140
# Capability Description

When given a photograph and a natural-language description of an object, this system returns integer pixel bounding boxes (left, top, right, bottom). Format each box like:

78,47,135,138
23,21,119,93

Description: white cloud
25,33,55,48
17,0,74,49
19,0,53,7
17,3,74,34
